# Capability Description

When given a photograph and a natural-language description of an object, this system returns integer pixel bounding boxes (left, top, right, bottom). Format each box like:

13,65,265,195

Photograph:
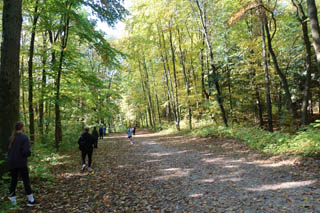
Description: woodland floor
12,130,320,212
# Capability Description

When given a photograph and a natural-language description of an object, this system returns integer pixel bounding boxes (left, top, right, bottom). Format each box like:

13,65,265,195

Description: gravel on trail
34,130,320,212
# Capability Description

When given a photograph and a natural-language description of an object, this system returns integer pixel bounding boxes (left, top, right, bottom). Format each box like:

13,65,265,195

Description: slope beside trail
30,129,320,212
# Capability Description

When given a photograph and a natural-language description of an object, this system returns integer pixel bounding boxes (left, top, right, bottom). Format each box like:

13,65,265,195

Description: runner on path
126,127,134,145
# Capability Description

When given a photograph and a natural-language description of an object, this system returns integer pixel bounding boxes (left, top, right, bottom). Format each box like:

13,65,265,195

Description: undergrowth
161,120,320,157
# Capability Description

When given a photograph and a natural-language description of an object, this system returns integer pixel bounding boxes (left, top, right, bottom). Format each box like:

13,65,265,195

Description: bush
183,122,320,157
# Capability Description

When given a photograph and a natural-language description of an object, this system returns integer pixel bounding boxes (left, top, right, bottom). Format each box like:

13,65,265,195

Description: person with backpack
126,127,134,145
8,122,36,207
99,127,103,140
92,127,99,148
78,126,95,171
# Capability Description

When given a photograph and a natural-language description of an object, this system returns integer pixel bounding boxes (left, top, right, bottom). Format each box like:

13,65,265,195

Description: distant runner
126,127,134,145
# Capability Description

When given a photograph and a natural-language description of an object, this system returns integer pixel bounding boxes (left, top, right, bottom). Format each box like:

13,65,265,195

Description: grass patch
162,120,320,157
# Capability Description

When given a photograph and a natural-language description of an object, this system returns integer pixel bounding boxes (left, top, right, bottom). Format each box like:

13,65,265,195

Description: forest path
34,130,320,212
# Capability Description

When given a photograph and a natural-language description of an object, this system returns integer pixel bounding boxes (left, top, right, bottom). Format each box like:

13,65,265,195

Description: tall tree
292,0,313,125
27,0,40,144
190,0,228,127
307,0,320,71
0,0,23,174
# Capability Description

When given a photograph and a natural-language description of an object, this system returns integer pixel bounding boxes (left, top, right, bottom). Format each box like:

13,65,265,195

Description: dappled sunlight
58,171,90,179
141,140,159,145
244,180,317,191
118,164,133,168
224,165,239,169
201,157,224,163
220,177,242,182
42,154,70,166
153,168,193,180
256,160,296,168
189,193,203,198
145,159,162,163
148,150,192,157
199,178,215,183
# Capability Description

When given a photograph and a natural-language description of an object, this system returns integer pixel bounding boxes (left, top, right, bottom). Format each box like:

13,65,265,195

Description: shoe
27,200,38,207
9,196,17,206
88,167,93,172
130,141,133,145
82,164,86,171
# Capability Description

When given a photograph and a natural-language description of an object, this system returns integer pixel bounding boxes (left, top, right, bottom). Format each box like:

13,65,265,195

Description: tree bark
142,57,155,129
138,61,154,129
21,56,27,126
307,0,320,72
292,0,313,125
158,28,177,124
0,0,23,175
264,16,297,124
28,0,40,144
260,22,273,132
39,34,47,138
55,3,71,151
169,25,181,131
193,0,228,127
200,38,209,100
177,28,192,130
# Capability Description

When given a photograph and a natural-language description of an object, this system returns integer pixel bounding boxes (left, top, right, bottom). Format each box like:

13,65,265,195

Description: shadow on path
33,129,320,212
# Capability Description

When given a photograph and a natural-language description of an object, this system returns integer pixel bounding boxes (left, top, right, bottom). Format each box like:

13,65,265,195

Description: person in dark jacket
99,127,103,140
8,122,36,207
78,126,95,171
92,127,99,148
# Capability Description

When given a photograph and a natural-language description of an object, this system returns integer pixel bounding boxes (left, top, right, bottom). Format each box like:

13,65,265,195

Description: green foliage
191,123,320,157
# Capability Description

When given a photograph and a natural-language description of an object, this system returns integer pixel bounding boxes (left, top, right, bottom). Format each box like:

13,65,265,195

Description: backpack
78,136,86,151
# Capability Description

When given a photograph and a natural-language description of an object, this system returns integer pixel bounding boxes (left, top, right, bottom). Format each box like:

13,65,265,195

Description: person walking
99,127,103,140
126,127,134,145
133,126,136,135
8,122,36,207
78,127,95,171
92,127,99,148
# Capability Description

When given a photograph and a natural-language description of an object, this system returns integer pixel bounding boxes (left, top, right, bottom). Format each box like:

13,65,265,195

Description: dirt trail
32,130,320,212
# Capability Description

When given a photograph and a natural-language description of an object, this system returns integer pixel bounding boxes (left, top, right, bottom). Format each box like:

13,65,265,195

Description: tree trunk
155,93,162,126
27,0,40,144
194,0,228,127
21,56,27,126
169,26,181,131
255,85,264,128
264,18,297,124
307,0,320,72
177,28,192,130
142,57,155,129
292,0,313,125
260,22,273,132
0,0,23,175
39,34,47,138
138,61,154,129
200,38,209,100
227,67,233,125
55,4,71,151
158,28,177,125
278,83,283,126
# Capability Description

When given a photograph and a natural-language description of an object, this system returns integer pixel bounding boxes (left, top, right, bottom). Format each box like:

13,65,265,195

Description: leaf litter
21,130,320,212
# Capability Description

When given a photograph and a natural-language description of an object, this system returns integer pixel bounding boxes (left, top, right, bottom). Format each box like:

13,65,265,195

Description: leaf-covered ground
13,130,320,212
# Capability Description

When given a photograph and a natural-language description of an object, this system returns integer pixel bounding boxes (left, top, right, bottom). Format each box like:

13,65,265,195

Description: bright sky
96,0,132,39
